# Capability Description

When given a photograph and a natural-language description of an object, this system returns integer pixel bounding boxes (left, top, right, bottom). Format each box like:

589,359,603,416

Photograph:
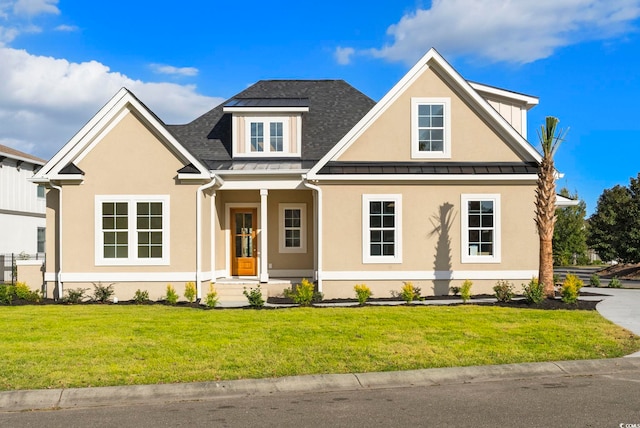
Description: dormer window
223,98,308,158
248,118,289,153
411,97,451,159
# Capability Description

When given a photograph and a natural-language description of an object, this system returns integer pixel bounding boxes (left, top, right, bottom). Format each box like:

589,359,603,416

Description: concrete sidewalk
2,358,640,413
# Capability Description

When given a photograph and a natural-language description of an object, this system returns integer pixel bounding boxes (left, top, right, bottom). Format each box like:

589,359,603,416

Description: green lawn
1,305,638,391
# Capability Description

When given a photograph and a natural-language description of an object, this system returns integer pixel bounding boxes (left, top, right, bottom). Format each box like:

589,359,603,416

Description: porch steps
213,278,300,303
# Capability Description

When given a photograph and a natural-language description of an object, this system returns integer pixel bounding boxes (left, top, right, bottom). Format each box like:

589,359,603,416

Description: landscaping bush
63,288,88,304
184,282,196,303
450,286,461,296
354,283,372,305
243,286,264,308
608,276,622,288
561,273,583,304
400,282,421,303
0,284,14,304
204,284,219,309
460,279,472,303
493,280,514,302
92,282,115,303
284,278,321,306
589,273,601,287
133,289,149,304
523,278,545,304
14,282,42,303
165,284,179,305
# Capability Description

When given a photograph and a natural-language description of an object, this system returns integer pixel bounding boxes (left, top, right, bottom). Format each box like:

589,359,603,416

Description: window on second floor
411,97,451,159
248,118,288,154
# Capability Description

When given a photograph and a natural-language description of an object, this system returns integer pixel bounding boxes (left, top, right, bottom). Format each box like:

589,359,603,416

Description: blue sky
1,0,640,215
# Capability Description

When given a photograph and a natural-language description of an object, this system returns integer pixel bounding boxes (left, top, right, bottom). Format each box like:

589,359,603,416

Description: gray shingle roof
168,80,375,166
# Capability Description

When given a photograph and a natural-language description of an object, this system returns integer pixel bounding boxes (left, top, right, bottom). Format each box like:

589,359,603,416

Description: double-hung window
411,97,451,159
247,117,289,154
461,194,501,263
278,203,306,253
96,195,170,266
362,194,402,263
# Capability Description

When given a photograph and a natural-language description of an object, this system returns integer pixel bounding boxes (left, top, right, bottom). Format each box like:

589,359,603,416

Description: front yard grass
1,305,638,391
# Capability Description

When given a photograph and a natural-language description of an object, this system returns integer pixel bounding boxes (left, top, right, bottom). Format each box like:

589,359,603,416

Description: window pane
370,201,382,214
431,104,444,115
137,217,149,229
481,230,493,243
104,232,115,245
431,116,444,127
469,215,480,227
138,232,149,245
150,202,162,215
370,215,381,228
383,244,395,256
103,202,114,215
480,244,493,255
137,202,149,215
481,215,493,227
115,217,128,229
151,232,162,245
104,246,115,258
383,202,395,214
103,217,114,230
251,122,264,152
382,230,395,243
382,215,394,228
370,230,382,243
116,232,128,244
469,230,479,242
370,244,382,256
469,201,480,212
481,201,493,213
115,203,127,215
138,246,149,258
150,246,163,258
116,246,128,258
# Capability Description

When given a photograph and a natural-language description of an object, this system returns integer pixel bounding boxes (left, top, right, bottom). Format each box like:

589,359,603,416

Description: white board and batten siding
0,149,47,255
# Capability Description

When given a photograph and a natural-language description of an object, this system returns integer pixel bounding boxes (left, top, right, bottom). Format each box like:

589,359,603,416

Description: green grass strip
1,305,638,391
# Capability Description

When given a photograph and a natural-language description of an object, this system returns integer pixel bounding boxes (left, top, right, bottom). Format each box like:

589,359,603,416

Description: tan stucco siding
321,182,538,273
62,110,202,275
337,67,525,163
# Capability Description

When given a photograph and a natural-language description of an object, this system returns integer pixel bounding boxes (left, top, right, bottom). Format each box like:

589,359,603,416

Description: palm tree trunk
537,156,557,297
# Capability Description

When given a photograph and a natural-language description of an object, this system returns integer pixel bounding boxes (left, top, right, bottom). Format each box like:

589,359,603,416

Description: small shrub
460,279,472,303
553,273,561,285
523,278,545,304
14,282,42,302
608,276,622,288
493,280,514,303
204,284,219,308
284,278,320,306
63,288,88,304
165,284,179,305
354,283,372,305
243,286,264,308
184,282,196,303
450,286,461,296
589,273,601,287
400,282,421,303
133,289,149,304
0,284,15,304
561,273,583,304
92,282,115,303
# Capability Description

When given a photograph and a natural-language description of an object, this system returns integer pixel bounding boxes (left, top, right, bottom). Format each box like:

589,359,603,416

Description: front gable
32,88,210,184
308,48,541,178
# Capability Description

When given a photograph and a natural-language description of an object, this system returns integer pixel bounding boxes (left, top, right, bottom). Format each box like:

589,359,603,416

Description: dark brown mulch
597,263,640,280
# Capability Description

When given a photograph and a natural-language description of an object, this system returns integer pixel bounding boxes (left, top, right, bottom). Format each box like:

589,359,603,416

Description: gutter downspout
50,182,63,300
196,175,223,300
302,176,322,293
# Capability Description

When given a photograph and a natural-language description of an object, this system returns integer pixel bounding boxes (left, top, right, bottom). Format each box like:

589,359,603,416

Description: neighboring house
33,48,552,301
0,144,46,256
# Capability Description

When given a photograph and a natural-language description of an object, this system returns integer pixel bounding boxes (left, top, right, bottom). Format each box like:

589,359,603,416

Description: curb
2,357,640,413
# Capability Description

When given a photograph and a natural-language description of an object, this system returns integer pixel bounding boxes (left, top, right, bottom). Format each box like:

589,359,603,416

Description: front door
231,208,258,276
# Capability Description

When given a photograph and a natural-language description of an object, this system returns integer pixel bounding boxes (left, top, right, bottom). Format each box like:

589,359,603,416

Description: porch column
259,189,269,283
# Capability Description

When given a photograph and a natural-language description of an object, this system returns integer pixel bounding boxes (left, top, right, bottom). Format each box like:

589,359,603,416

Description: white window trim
278,203,307,254
411,97,451,159
244,116,290,157
461,194,501,264
362,194,402,264
95,195,170,266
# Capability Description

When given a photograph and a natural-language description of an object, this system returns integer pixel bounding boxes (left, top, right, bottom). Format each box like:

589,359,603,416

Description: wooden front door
231,208,258,276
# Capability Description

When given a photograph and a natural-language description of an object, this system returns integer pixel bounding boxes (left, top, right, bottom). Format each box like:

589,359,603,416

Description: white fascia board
307,174,537,182
218,179,306,190
214,169,309,176
222,106,309,113
469,82,539,108
178,173,212,181
0,151,45,166
556,194,580,207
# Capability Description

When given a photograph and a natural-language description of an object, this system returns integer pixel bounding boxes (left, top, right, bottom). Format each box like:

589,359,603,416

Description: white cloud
363,0,640,64
334,46,355,65
54,24,78,32
0,47,223,159
12,0,59,16
150,63,199,77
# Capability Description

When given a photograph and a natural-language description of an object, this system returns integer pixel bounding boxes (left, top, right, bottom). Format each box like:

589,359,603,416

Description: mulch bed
3,292,607,310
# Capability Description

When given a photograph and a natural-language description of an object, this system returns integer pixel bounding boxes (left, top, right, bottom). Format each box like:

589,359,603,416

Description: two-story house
33,48,547,301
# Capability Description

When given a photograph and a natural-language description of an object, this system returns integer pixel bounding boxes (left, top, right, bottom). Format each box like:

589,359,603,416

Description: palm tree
536,116,567,297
